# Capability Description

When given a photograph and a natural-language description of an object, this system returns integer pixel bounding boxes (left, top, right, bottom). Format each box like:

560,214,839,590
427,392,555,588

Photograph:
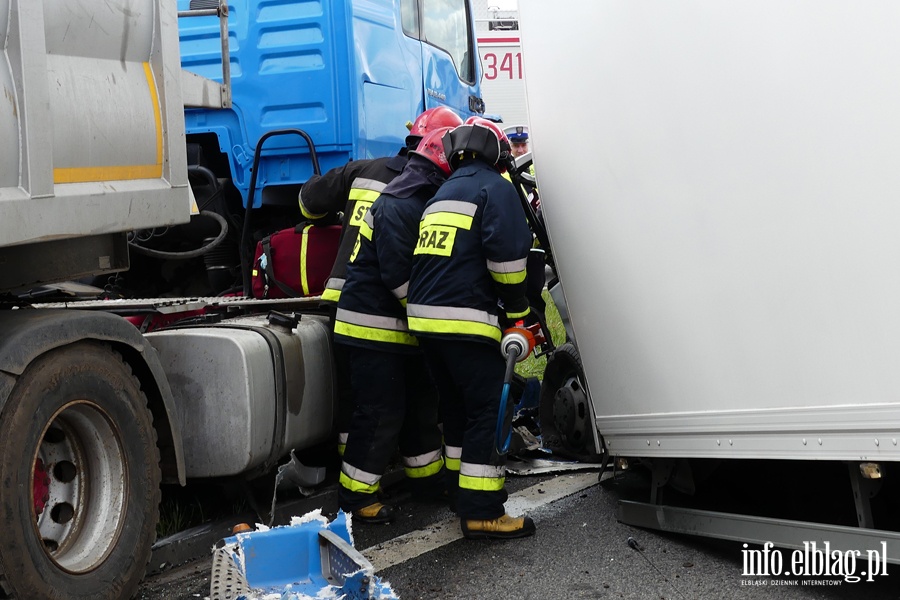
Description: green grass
157,497,201,539
156,485,249,539
515,290,565,381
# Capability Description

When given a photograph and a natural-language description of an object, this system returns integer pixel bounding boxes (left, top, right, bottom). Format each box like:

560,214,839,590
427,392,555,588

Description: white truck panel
477,33,529,126
519,0,900,459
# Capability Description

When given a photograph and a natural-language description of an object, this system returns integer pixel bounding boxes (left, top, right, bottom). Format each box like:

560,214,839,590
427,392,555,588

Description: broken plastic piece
209,510,398,600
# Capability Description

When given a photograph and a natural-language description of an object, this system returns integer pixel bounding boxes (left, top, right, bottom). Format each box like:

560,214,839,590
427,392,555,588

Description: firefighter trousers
327,305,354,457
419,337,509,520
338,345,445,512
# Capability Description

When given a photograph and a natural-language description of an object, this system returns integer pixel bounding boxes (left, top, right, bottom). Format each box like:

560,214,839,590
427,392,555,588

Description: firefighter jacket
407,158,533,345
298,152,407,304
333,155,446,353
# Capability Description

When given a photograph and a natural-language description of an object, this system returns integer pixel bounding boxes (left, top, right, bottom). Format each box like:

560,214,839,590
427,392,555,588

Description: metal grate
209,546,252,600
190,0,220,9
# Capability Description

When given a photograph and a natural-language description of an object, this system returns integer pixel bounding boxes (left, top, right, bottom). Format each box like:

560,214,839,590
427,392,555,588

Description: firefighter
407,117,537,539
334,127,456,523
298,107,463,456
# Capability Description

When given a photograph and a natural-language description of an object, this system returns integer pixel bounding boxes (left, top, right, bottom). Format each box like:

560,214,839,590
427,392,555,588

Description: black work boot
460,514,535,540
352,501,396,525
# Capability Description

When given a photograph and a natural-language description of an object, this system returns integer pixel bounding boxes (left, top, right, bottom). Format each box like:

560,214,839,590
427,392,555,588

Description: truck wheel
0,342,160,600
539,342,603,462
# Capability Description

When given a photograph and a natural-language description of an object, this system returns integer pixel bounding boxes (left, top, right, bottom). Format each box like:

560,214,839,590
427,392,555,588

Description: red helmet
410,126,453,176
443,117,512,172
408,106,464,137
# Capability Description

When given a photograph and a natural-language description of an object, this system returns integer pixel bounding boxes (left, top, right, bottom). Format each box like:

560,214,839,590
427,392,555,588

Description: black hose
495,348,520,455
128,210,228,260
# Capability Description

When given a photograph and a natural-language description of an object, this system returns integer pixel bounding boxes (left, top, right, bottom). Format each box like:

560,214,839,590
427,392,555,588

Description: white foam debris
315,586,341,599
344,511,355,545
289,508,329,527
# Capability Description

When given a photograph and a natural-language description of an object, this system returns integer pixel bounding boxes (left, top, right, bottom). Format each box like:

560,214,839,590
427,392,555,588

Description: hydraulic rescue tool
496,322,547,454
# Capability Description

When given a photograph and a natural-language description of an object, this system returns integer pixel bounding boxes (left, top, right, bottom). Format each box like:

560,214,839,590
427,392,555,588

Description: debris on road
209,509,398,600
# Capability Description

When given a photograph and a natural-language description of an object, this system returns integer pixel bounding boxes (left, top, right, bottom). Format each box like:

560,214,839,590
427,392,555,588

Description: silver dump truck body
0,0,190,290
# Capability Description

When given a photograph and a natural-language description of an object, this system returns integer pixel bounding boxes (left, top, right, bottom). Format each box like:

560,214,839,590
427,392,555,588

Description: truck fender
0,309,186,485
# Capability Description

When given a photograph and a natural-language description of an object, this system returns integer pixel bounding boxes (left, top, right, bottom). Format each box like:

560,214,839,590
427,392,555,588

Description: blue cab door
409,0,485,119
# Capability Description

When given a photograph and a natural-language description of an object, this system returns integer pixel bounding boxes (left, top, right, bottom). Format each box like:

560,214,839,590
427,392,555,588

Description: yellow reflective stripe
348,199,375,226
489,268,527,285
459,474,505,492
299,224,312,295
408,304,499,326
399,298,407,307
321,288,341,303
404,456,444,479
300,201,327,220
421,211,473,230
408,316,501,342
349,189,381,201
55,62,163,183
445,457,460,472
359,220,373,241
334,321,419,346
339,471,380,494
147,62,164,170
414,224,456,257
337,443,346,457
505,307,530,320
54,164,164,183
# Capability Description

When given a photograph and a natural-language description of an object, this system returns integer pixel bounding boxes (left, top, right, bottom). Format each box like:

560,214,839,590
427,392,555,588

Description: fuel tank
146,312,335,478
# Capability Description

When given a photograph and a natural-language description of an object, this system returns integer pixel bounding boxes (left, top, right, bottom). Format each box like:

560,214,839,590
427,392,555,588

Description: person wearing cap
298,107,463,459
504,125,530,158
501,125,538,209
333,127,456,524
502,125,545,315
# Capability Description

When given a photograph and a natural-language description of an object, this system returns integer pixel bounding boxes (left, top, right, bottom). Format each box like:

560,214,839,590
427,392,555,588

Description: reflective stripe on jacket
299,153,407,304
408,159,532,344
334,157,444,351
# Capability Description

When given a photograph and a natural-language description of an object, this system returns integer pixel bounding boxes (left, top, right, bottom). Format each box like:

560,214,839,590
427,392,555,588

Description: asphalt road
136,466,900,600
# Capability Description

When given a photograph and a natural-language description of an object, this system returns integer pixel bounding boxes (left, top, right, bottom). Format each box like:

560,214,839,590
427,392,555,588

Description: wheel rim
31,400,127,573
553,373,591,450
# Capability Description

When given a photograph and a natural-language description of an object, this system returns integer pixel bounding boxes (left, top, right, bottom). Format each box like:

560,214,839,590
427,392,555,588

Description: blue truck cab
177,0,485,209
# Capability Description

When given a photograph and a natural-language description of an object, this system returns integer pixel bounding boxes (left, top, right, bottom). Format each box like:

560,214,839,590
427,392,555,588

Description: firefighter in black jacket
298,107,464,456
408,117,537,539
333,127,455,523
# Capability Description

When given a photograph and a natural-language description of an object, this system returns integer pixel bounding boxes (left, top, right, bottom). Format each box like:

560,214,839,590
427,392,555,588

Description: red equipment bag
251,223,341,298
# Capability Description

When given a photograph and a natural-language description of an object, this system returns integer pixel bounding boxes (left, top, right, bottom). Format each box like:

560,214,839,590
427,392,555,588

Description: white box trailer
520,0,900,557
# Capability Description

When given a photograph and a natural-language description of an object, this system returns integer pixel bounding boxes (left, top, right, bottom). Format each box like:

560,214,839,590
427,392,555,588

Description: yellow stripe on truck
53,62,163,183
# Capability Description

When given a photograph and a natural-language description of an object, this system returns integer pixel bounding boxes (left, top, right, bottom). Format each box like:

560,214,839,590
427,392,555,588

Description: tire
0,342,161,600
539,342,603,463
